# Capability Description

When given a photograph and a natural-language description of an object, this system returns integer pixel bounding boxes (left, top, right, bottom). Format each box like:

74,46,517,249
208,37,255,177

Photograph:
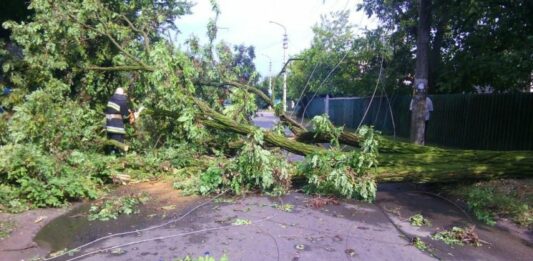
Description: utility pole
269,21,288,112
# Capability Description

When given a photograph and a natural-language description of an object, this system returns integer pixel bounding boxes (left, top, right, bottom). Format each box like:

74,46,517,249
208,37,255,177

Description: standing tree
358,0,533,93
410,0,431,144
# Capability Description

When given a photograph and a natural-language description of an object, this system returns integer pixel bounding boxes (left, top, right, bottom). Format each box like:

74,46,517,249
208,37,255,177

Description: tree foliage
288,11,394,99
0,0,384,211
299,126,379,201
358,0,533,93
287,0,533,99
0,0,32,40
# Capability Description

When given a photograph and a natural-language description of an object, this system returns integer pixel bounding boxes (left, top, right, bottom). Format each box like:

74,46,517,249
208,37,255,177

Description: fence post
325,94,330,116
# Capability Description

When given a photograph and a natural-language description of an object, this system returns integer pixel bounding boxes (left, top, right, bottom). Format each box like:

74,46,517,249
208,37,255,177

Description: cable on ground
43,190,229,261
65,216,273,261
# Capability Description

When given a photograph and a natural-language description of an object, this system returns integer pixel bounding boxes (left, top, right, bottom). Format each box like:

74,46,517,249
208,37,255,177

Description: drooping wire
300,49,351,124
357,55,384,129
283,2,362,124
381,79,397,138
289,61,321,118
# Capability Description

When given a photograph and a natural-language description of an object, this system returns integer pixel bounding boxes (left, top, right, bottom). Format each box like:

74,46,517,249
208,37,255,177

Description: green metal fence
303,93,533,151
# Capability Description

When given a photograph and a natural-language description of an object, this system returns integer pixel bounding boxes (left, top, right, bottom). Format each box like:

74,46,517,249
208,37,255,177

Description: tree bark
410,0,431,145
375,149,533,183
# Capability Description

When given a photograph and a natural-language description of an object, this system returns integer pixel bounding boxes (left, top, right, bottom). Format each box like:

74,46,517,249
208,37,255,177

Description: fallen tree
190,92,533,184
2,0,532,208
192,79,533,183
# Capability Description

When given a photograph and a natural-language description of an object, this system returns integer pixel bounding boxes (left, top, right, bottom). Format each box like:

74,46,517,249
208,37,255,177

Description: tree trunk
410,0,431,145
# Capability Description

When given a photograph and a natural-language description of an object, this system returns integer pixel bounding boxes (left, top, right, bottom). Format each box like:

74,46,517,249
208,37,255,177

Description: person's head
115,87,126,95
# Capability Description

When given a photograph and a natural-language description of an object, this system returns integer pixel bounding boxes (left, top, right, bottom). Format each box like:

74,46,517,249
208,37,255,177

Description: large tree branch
197,80,308,134
99,22,151,69
192,97,321,155
62,10,152,70
222,80,274,106
119,14,151,54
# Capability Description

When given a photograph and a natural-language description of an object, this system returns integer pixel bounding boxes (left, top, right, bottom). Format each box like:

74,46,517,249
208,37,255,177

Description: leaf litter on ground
432,226,485,246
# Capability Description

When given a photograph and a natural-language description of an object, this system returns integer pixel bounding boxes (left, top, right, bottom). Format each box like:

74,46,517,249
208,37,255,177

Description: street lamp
269,20,288,112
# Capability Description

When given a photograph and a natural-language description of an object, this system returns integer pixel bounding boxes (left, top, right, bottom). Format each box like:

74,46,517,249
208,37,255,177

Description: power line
357,55,384,129
300,49,351,123
290,62,321,117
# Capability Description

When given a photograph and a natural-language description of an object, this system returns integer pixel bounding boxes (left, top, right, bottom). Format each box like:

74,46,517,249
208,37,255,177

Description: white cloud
175,0,378,76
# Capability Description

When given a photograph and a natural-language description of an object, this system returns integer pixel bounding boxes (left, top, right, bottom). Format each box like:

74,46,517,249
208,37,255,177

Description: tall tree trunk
429,18,447,92
410,0,431,145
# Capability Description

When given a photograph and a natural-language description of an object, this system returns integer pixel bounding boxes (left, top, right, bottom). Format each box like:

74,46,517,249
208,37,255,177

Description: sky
174,0,378,76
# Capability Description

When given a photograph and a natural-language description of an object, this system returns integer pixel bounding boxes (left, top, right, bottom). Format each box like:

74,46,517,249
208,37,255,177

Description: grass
449,179,532,228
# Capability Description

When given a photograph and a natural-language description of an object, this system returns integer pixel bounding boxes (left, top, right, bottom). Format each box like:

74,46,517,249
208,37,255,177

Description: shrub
0,144,101,208
8,89,101,152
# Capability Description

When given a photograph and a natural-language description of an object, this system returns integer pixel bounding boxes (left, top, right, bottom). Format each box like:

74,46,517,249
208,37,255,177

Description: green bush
0,184,29,213
0,141,207,211
8,89,101,151
229,139,290,195
310,114,343,147
299,151,377,201
0,144,101,208
107,145,202,181
199,166,223,195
